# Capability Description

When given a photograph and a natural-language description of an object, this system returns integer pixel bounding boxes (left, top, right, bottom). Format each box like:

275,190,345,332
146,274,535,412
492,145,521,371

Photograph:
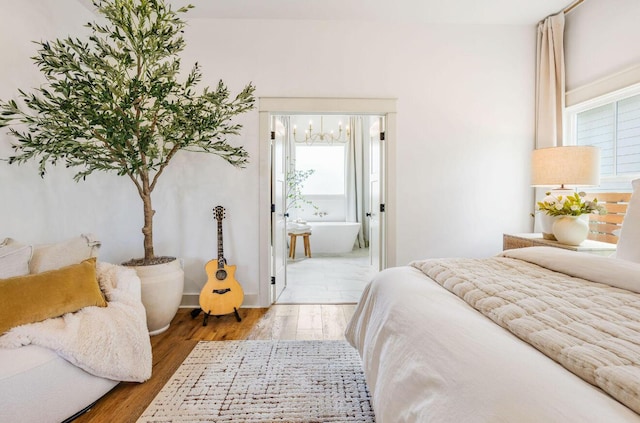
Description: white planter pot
552,215,589,246
131,259,184,336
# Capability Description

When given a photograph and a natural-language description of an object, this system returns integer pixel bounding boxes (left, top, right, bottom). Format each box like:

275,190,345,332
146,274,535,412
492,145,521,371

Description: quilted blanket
411,247,640,414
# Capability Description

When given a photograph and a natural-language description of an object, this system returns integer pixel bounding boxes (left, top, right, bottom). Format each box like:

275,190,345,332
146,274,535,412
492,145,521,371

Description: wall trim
259,97,397,114
566,64,640,106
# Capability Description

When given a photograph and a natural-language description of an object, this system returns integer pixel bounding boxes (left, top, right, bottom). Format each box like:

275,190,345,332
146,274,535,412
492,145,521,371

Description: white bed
345,246,640,423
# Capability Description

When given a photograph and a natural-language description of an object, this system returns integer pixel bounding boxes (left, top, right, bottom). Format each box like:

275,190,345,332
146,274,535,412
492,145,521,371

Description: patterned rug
137,340,375,422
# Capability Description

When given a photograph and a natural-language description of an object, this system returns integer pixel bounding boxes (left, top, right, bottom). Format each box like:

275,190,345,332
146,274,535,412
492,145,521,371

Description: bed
346,183,640,422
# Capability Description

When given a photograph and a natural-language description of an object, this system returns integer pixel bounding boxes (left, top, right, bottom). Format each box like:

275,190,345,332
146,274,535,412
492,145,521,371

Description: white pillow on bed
616,178,640,263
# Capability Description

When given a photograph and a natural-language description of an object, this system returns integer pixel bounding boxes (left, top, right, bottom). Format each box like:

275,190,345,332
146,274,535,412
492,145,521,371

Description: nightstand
503,233,617,256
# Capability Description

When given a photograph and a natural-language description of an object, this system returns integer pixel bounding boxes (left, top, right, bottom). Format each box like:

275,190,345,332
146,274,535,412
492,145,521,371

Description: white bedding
345,248,640,423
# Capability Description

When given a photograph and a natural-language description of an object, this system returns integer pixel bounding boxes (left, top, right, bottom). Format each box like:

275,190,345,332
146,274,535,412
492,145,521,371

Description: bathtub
293,221,361,256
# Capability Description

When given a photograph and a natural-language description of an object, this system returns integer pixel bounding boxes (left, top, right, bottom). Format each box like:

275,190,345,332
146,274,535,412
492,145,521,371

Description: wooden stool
288,232,311,260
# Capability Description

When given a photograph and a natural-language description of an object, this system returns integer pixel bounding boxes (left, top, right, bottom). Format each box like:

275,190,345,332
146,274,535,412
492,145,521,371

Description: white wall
565,0,640,92
0,1,536,306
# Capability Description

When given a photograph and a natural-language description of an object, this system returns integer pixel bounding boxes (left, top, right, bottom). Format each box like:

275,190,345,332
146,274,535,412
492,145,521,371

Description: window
294,145,346,195
566,84,640,189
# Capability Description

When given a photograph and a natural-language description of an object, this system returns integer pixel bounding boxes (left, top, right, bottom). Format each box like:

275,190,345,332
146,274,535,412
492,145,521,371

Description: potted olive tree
0,0,255,334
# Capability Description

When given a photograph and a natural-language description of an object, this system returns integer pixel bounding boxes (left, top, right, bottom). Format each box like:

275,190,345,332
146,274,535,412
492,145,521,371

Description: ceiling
78,0,576,26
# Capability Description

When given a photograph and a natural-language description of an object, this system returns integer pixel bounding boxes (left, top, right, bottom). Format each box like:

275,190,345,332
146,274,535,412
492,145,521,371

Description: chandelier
293,116,350,144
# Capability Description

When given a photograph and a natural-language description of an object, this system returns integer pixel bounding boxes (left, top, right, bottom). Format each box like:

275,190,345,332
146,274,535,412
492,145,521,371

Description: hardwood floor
73,304,357,423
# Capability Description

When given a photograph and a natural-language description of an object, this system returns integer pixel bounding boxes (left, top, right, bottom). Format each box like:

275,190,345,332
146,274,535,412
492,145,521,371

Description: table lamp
531,145,600,189
531,146,600,239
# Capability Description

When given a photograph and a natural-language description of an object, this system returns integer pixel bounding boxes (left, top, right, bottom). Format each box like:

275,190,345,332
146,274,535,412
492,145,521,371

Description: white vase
132,258,184,336
539,213,558,240
552,215,589,246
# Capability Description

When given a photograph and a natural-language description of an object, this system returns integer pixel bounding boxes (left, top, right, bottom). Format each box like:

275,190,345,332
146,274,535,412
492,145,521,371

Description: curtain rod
563,0,584,14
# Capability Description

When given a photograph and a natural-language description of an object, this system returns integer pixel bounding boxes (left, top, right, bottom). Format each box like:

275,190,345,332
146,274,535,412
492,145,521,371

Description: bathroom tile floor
277,248,377,304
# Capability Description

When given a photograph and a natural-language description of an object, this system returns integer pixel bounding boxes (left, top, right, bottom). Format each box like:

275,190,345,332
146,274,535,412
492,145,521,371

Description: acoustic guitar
196,206,244,325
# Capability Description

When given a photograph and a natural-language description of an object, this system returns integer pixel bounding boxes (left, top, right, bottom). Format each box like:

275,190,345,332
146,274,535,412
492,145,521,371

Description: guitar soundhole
215,269,227,280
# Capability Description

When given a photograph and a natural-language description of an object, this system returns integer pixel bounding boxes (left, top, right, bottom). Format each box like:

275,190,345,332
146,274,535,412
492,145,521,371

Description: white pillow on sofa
1,234,101,274
616,179,640,263
30,234,101,273
0,240,32,278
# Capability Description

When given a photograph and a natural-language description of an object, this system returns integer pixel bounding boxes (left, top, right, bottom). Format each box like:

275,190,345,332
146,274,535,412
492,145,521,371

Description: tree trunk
142,191,155,263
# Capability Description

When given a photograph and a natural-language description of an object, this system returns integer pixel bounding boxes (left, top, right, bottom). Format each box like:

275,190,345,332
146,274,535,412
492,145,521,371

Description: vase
130,258,185,336
552,215,589,246
539,213,558,240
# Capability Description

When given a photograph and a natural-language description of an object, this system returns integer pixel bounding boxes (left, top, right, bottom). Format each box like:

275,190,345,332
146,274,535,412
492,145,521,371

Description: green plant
537,191,607,216
0,0,255,265
286,168,318,212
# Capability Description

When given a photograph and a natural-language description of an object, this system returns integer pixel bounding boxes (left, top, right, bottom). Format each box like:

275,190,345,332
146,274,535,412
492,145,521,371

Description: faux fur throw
0,262,152,382
412,248,640,415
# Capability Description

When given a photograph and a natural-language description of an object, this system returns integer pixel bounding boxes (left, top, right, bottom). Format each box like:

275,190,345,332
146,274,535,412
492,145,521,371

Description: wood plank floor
73,304,356,423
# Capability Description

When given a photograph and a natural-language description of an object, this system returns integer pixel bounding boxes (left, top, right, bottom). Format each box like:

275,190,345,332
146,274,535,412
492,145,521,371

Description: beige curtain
535,12,565,148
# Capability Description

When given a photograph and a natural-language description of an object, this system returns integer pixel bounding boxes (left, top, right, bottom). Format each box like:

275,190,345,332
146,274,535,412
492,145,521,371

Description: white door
271,116,287,302
368,117,385,271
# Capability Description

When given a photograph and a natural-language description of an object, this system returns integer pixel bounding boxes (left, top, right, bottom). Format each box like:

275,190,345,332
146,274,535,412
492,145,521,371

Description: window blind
576,93,640,178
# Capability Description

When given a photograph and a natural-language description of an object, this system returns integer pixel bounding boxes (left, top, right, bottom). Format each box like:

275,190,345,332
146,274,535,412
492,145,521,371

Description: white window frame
564,81,640,187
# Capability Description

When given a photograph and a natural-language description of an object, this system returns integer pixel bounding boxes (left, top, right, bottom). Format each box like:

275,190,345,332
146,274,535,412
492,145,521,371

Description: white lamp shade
531,146,600,187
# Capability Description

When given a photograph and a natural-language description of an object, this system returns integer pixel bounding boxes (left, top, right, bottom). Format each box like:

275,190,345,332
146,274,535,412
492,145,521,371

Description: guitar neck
217,219,225,267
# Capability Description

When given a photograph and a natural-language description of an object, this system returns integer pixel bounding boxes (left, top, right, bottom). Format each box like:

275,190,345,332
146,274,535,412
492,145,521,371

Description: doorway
273,114,383,303
257,98,397,307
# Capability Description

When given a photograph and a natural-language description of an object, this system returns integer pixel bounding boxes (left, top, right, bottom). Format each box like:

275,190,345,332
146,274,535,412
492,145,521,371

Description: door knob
366,212,372,217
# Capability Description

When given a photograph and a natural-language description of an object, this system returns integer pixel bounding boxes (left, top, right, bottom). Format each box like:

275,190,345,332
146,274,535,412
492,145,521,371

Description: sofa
0,234,152,423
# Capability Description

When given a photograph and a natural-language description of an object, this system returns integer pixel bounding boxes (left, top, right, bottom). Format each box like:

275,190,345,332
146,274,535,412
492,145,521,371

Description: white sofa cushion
0,240,32,278
30,233,101,273
0,345,117,423
2,234,101,274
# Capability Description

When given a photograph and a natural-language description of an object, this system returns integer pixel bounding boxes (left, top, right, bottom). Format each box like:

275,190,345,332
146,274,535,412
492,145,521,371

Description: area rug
137,340,375,422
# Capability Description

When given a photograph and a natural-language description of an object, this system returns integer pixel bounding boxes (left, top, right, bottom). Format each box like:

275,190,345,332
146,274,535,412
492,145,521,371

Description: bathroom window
295,145,345,195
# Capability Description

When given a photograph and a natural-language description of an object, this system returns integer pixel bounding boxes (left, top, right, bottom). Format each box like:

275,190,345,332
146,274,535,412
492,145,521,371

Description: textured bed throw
0,262,152,382
411,247,640,415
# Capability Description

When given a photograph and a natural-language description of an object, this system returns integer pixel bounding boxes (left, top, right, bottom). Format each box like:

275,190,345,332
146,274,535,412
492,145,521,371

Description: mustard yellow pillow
0,257,107,334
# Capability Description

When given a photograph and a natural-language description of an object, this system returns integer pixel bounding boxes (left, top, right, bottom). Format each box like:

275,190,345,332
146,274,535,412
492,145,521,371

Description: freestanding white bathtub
293,221,361,256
